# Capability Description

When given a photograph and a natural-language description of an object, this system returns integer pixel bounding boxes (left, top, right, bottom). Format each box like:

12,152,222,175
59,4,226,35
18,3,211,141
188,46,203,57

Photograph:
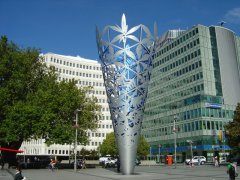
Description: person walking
214,156,219,167
82,158,87,169
0,155,4,169
227,159,238,180
14,166,26,180
116,157,120,172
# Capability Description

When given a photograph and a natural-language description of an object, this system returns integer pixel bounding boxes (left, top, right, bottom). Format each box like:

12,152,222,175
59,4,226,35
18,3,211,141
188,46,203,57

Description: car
185,156,206,165
99,157,117,168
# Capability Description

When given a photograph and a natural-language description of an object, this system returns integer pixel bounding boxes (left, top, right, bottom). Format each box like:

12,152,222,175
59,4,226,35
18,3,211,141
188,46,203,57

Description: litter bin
167,155,173,165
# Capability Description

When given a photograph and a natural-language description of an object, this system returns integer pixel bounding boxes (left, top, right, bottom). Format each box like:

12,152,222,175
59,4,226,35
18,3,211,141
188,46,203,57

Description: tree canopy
224,102,240,151
99,132,149,157
0,36,101,163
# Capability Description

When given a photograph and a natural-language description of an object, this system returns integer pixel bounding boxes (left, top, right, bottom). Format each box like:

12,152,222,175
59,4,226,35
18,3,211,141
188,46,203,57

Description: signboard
205,103,222,109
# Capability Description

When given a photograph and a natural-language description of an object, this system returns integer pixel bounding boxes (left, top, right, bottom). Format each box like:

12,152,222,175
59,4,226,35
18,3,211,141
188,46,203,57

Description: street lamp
173,115,177,169
186,140,193,160
23,147,27,163
74,109,81,172
158,144,161,164
150,146,151,160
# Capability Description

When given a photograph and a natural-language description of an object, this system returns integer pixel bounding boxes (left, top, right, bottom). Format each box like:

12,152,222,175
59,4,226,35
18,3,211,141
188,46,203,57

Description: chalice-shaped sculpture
96,14,155,174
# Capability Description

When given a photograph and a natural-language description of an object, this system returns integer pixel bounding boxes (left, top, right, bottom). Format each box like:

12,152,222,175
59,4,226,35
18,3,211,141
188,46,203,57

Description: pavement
1,164,233,180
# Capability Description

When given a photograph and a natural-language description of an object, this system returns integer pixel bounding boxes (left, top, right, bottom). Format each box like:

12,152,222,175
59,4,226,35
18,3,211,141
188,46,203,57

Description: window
207,121,210,130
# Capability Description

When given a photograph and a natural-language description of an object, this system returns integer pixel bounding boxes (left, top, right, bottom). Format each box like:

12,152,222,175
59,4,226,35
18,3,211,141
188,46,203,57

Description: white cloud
224,7,240,25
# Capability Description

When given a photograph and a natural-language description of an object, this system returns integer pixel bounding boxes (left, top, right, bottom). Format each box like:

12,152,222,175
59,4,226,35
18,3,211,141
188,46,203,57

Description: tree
137,135,150,157
99,132,149,157
99,132,117,156
0,36,101,164
225,102,240,151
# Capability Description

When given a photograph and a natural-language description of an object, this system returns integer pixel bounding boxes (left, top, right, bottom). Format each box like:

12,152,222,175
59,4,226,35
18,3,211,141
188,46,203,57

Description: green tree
99,132,117,156
99,132,149,157
137,135,150,157
225,102,240,152
0,36,101,164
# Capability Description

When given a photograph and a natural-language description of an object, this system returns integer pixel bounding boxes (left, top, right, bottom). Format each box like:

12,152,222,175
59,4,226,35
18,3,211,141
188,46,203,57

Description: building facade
20,53,113,157
142,25,240,161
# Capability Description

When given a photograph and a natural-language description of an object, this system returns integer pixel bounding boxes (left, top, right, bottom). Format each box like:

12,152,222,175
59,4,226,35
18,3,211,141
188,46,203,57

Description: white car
185,156,206,165
99,157,117,167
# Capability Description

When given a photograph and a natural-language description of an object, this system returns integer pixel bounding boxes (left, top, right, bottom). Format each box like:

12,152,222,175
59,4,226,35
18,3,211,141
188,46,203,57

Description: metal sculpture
96,14,154,174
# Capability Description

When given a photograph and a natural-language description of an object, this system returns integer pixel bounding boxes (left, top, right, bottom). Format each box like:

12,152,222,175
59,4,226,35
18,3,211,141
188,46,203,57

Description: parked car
185,156,206,165
99,157,117,168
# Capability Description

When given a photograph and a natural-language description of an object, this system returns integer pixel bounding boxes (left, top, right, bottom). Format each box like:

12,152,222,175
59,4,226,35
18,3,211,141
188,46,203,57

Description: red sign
0,147,24,153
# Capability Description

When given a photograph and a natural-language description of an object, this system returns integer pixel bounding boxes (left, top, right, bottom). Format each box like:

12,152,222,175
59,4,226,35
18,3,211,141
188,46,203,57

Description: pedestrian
0,155,4,169
227,159,238,180
198,157,201,166
14,166,26,180
214,156,219,167
82,157,87,169
116,157,120,172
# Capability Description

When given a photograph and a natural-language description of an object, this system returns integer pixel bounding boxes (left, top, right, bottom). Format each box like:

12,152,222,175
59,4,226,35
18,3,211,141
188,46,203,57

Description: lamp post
173,115,177,169
187,140,193,159
74,109,81,172
23,147,27,163
149,146,152,161
222,130,226,156
158,144,161,164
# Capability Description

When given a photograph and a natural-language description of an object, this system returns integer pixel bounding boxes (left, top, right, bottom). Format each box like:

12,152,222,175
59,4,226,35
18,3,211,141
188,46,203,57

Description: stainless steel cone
96,14,155,175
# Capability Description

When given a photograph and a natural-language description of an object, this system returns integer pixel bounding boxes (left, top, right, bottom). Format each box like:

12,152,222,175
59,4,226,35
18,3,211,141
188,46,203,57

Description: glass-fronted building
142,25,240,162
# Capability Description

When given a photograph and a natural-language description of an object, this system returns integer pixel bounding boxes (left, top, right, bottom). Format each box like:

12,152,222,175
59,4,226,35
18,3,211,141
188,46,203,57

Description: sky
0,0,240,60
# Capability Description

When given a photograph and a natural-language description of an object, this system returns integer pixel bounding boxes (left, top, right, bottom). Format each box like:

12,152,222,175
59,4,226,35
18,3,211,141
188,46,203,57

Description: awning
0,147,24,153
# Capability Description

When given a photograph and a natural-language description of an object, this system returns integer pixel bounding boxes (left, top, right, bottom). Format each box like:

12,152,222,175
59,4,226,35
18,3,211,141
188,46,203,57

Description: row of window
155,28,199,56
147,83,204,114
77,80,104,87
58,77,106,90
55,67,103,79
150,59,202,91
159,49,201,74
154,37,200,65
101,107,109,112
98,115,110,120
144,107,234,128
22,140,43,145
144,119,226,138
97,124,112,129
149,72,203,99
49,57,101,71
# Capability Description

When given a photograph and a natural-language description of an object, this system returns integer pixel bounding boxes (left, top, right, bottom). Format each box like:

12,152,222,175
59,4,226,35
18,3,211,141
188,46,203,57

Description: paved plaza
0,164,233,180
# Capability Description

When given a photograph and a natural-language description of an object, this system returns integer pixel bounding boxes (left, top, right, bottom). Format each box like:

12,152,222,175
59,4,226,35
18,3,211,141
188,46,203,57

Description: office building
142,25,240,161
20,53,113,157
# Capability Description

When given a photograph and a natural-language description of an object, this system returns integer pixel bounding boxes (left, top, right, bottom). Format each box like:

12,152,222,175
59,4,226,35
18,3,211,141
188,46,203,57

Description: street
2,164,231,180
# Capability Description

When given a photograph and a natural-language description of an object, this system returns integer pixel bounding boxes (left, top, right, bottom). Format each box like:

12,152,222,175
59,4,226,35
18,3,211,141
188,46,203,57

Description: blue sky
0,0,240,60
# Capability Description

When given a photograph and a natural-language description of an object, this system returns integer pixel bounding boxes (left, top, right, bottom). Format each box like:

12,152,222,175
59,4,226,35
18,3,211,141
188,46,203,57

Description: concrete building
142,25,240,162
19,53,113,158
